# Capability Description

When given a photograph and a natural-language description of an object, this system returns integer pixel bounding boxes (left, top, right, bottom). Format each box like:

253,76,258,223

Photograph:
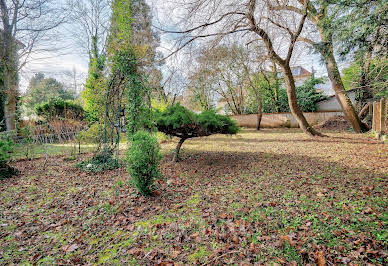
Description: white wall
317,91,356,111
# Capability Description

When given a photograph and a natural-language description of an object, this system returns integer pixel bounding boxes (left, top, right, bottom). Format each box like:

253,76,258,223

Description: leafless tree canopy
1,0,66,68
66,0,111,56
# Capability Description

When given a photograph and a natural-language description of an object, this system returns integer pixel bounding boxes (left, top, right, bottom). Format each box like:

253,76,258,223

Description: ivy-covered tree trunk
0,29,19,131
3,65,18,132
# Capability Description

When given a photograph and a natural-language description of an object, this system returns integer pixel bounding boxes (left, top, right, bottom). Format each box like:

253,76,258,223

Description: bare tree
190,45,251,114
66,0,110,57
268,0,368,133
0,0,65,131
158,0,322,136
155,65,186,105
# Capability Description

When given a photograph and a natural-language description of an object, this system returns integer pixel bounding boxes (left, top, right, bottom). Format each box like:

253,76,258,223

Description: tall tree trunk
281,64,323,136
318,32,367,133
4,67,18,131
256,97,262,130
0,30,19,132
271,61,280,113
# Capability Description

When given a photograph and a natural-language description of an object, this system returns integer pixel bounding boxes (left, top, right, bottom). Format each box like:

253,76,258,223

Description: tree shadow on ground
163,149,386,186
205,136,382,145
1,142,386,265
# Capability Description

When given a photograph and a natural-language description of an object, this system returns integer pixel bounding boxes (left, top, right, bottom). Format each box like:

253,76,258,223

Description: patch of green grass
97,248,119,265
187,246,210,263
282,242,302,264
135,214,176,230
38,256,56,265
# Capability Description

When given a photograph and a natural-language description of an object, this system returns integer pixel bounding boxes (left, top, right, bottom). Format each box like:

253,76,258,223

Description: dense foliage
292,76,327,112
155,104,239,138
82,37,107,122
23,73,76,116
155,104,239,161
332,0,387,103
333,0,387,58
0,138,13,167
244,75,327,114
0,138,18,178
342,58,388,99
76,152,121,173
126,130,162,196
35,98,84,121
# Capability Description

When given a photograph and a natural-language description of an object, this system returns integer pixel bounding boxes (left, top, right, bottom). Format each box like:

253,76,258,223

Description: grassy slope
0,129,387,265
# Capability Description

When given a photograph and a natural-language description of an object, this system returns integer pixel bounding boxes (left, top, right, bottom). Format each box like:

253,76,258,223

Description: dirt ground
1,129,387,265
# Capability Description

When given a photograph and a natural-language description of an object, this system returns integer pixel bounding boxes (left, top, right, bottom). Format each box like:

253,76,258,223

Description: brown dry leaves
1,129,387,265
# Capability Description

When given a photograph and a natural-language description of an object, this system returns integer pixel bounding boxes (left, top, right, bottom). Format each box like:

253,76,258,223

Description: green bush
35,98,84,121
77,123,104,144
0,138,18,179
76,152,121,173
0,139,14,167
126,131,162,196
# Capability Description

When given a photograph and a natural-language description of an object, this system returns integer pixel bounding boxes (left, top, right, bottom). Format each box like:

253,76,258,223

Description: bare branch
154,11,246,34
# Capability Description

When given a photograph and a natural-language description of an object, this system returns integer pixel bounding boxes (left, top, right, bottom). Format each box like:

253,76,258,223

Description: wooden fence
372,98,387,140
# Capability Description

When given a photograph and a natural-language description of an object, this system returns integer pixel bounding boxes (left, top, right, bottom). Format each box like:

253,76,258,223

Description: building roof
290,66,311,78
276,66,312,79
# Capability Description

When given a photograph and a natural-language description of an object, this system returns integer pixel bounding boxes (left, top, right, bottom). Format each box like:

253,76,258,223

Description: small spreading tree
155,104,239,162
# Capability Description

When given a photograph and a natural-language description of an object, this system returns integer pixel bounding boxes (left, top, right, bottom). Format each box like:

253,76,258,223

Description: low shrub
0,138,18,179
0,139,13,166
76,152,121,173
126,131,162,196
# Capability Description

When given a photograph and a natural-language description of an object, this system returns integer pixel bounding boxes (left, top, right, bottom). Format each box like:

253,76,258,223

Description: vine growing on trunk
107,0,151,139
108,0,160,195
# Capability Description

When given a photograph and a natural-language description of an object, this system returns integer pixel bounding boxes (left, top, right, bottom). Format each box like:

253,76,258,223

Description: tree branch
153,11,246,34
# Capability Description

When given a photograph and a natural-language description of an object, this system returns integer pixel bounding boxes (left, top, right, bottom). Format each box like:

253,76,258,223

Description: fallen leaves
63,244,79,253
315,251,326,266
1,129,387,265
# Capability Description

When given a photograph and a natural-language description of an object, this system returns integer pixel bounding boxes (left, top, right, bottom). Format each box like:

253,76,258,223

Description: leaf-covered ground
1,129,387,265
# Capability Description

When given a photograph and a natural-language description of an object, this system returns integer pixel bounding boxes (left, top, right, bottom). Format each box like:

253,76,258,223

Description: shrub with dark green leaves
0,138,18,179
0,139,13,167
155,104,239,161
35,98,84,121
76,152,121,173
126,131,162,196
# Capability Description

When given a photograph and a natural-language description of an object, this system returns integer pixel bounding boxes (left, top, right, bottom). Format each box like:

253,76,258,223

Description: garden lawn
1,129,387,265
